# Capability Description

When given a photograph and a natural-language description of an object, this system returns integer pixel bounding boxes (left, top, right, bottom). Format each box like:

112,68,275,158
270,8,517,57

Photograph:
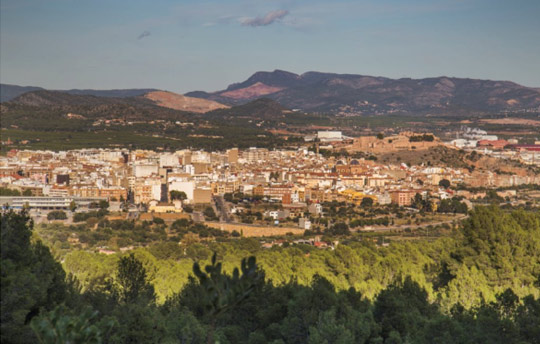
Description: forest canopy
1,206,539,343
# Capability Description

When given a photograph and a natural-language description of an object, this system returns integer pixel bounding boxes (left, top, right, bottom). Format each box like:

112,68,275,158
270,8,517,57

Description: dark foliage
1,206,539,343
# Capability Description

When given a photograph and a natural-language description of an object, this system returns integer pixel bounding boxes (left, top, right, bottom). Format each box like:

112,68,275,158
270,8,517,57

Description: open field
479,118,540,126
205,221,305,237
1,128,175,151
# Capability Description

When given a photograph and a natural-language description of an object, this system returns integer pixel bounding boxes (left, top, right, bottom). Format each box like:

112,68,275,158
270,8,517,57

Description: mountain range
2,70,540,116
1,88,229,117
186,70,540,114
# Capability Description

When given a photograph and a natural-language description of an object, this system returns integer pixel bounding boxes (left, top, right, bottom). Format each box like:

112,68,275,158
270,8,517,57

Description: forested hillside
0,84,157,102
1,206,539,343
0,91,288,151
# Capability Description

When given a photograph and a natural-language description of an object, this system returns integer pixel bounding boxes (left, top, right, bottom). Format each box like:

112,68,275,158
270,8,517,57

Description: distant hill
1,90,288,131
8,90,127,107
0,83,157,102
143,91,228,113
204,98,288,120
1,90,194,131
186,70,540,114
0,84,44,102
5,70,539,116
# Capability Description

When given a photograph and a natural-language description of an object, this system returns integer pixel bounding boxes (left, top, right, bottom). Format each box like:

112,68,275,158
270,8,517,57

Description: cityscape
2,130,539,237
1,0,540,343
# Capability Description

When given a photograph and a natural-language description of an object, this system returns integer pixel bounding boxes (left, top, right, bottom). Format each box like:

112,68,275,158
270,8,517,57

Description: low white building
299,218,312,230
377,193,392,205
317,131,343,142
450,139,477,148
133,164,158,178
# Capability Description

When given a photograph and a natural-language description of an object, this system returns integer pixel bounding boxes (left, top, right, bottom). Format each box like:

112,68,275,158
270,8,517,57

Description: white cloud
241,9,289,27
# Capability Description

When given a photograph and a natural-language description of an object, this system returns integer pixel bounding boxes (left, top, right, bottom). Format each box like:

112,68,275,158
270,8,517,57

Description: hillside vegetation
0,91,289,151
1,205,539,343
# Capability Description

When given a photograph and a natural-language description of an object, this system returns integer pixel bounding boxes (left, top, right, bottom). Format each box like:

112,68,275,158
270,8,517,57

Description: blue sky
1,0,539,93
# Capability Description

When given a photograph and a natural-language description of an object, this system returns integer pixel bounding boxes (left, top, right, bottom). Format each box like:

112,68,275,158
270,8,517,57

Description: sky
1,0,539,93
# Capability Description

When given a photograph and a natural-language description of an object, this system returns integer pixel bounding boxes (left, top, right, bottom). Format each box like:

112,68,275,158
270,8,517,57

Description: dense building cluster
2,140,539,218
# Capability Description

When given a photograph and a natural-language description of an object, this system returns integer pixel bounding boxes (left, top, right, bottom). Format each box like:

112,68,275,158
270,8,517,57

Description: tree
223,193,233,202
190,253,264,343
203,207,217,221
69,201,77,212
31,306,115,344
164,310,207,344
22,189,33,196
98,200,109,210
439,179,451,189
1,210,68,343
0,187,21,196
115,254,155,304
327,222,349,235
412,193,425,210
374,277,436,340
47,210,67,220
438,198,468,214
153,217,165,225
361,197,374,208
485,190,503,203
308,310,355,344
170,190,187,201
377,133,384,140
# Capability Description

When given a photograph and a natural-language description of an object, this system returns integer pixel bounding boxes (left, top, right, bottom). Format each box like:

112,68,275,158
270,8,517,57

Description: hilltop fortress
350,132,442,153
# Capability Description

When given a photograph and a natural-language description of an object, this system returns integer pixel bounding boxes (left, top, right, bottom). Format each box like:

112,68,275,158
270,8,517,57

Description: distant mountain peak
221,82,284,100
225,69,301,92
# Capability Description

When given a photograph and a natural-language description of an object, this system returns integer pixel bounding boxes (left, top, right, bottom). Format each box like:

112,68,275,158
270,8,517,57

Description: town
2,130,538,251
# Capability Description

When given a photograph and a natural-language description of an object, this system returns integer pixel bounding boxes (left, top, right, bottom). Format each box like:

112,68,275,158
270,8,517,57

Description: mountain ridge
3,71,539,115
1,90,195,130
0,83,158,102
0,84,45,102
185,70,540,114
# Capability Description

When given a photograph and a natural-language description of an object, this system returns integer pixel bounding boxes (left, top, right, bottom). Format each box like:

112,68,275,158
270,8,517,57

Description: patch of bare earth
220,82,284,99
144,91,228,113
472,156,530,176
